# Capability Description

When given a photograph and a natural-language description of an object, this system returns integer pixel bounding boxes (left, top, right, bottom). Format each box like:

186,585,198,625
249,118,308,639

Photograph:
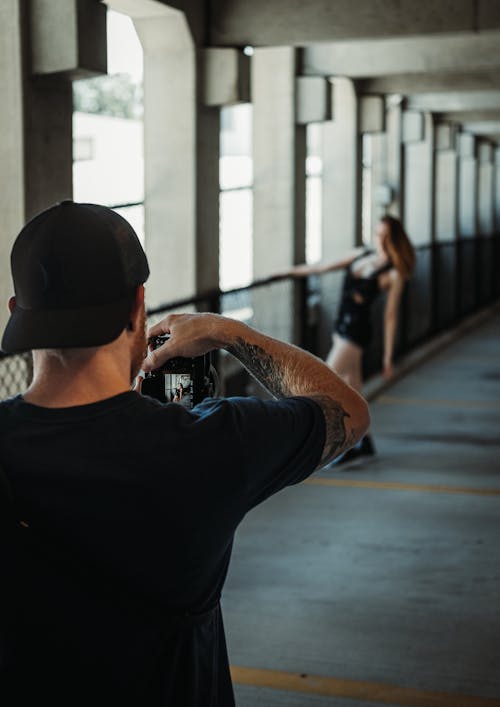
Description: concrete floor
222,311,500,706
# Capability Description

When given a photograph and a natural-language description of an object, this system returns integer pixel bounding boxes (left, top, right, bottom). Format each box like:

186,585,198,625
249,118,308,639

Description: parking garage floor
223,309,500,707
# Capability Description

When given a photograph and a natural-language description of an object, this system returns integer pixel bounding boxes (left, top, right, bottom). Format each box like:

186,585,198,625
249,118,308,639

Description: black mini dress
334,251,393,349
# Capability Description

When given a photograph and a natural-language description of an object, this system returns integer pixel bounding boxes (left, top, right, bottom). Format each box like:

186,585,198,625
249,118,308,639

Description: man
0,201,369,706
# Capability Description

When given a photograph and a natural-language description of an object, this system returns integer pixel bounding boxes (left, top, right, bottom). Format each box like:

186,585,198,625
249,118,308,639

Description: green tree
73,73,143,119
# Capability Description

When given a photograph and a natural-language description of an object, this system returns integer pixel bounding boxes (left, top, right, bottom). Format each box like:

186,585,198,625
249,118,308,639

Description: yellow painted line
305,477,500,497
231,665,500,707
377,395,500,411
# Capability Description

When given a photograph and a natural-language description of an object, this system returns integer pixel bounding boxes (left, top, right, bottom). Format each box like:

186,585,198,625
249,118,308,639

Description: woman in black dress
291,215,415,462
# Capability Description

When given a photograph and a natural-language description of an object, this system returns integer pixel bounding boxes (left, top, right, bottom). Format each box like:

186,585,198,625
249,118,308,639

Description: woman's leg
326,334,375,460
326,334,363,392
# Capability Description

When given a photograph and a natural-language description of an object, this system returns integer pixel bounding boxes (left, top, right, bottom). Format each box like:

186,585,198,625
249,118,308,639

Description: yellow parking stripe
377,395,500,410
231,666,500,707
305,477,500,497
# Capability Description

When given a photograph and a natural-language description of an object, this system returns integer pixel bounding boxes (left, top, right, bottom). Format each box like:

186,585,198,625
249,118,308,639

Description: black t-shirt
0,391,325,706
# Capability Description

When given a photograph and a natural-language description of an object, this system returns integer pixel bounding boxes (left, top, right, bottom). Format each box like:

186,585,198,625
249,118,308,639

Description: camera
141,335,215,408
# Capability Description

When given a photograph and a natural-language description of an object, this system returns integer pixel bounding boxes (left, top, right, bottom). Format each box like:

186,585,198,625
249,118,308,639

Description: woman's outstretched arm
285,247,365,278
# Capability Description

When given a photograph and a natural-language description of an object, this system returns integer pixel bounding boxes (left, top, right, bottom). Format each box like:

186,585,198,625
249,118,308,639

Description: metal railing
1,234,499,400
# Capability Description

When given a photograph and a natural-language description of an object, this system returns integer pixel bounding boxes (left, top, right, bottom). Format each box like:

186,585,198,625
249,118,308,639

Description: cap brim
1,293,136,354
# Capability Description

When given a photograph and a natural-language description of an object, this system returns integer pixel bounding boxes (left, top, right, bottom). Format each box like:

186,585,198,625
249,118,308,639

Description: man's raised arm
142,313,370,464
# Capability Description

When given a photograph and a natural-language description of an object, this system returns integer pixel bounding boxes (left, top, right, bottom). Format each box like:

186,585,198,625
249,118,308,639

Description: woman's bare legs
326,334,363,391
326,334,374,460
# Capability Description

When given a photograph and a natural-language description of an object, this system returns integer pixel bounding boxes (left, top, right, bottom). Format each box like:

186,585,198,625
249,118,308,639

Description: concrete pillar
252,47,306,343
134,8,220,309
0,1,99,335
402,111,435,343
458,133,478,238
435,123,458,242
477,141,495,236
403,112,434,246
321,77,361,258
359,95,387,238
386,96,404,218
496,148,500,232
457,132,479,314
317,78,361,357
434,122,459,328
477,141,495,304
0,0,24,335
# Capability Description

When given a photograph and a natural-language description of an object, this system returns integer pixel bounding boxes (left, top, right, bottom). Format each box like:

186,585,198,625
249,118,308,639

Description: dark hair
380,216,416,280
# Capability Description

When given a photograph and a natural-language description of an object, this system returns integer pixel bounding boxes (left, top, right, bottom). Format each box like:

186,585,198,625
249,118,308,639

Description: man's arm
142,314,370,464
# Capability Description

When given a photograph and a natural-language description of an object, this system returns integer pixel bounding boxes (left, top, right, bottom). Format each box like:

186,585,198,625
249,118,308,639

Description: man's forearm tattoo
227,338,292,398
308,395,354,462
227,338,354,462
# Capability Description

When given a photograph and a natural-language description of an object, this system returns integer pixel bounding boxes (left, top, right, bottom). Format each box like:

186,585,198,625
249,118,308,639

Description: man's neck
24,347,132,408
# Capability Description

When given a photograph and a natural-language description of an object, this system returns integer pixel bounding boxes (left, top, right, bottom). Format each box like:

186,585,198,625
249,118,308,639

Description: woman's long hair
380,215,416,280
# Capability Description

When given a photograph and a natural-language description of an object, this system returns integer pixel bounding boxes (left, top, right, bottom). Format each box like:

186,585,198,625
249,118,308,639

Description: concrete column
458,133,478,238
321,77,361,258
457,132,479,314
386,96,404,218
360,95,387,238
496,148,500,232
434,122,459,328
402,111,435,343
403,112,434,246
317,78,361,357
0,0,24,335
0,1,93,335
367,131,388,240
435,124,458,242
252,47,306,343
134,8,220,309
477,141,495,236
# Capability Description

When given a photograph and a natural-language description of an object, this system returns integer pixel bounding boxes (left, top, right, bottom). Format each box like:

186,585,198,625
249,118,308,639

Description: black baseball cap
1,200,150,353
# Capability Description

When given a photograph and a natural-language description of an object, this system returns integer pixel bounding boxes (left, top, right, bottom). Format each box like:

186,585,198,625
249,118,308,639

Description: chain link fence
0,353,33,401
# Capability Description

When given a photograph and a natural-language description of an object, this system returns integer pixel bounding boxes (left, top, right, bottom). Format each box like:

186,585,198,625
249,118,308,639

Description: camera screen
164,372,193,409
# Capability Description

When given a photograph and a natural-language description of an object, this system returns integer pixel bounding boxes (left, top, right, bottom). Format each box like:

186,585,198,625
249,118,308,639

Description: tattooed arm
142,313,370,464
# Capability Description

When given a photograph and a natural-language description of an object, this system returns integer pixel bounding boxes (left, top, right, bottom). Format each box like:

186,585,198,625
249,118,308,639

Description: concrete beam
458,133,477,159
295,77,333,124
438,110,500,123
203,48,250,106
360,95,385,134
303,31,500,79
462,121,500,136
31,0,106,77
408,91,500,113
209,0,499,47
358,72,500,95
402,111,425,143
105,0,206,45
435,123,457,151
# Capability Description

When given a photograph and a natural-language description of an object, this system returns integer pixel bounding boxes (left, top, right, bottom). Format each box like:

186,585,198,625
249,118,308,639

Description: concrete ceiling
209,0,500,46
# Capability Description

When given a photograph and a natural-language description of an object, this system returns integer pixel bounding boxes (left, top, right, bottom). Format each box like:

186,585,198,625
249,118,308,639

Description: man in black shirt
0,201,369,706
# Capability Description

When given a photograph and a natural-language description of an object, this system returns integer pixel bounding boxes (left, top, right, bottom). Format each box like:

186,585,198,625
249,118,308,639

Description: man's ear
8,296,16,314
127,286,145,333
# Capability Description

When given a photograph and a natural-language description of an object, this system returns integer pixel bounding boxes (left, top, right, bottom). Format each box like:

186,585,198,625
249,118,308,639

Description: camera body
141,335,213,408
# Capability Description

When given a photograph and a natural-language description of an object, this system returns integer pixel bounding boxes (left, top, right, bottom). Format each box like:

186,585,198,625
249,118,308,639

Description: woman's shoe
333,435,376,466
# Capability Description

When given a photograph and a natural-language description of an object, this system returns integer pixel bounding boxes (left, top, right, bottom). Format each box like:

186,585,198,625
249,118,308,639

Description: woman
292,215,415,463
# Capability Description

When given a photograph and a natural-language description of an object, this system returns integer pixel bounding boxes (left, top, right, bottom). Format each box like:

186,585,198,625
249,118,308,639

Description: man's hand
142,310,370,464
142,313,233,373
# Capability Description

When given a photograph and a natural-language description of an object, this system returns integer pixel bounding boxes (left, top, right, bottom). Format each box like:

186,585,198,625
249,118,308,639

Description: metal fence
1,234,499,400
